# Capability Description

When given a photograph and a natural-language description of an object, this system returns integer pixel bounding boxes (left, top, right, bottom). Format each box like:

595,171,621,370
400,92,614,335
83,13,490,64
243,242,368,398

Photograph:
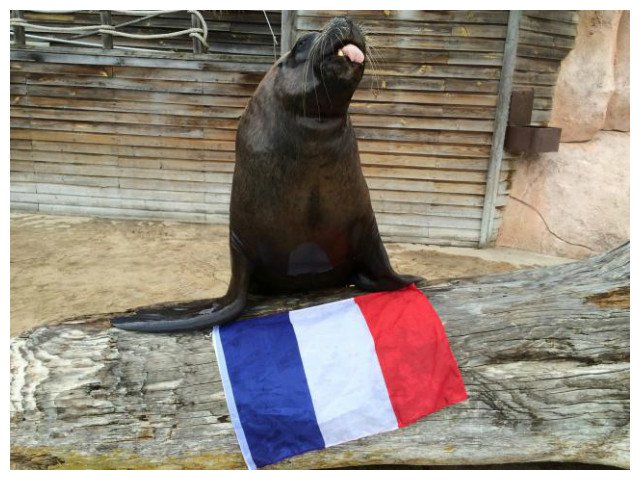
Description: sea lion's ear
288,32,317,65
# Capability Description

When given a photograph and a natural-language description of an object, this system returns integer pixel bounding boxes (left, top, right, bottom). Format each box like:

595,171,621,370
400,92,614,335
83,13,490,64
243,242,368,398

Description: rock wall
497,10,630,258
604,10,630,131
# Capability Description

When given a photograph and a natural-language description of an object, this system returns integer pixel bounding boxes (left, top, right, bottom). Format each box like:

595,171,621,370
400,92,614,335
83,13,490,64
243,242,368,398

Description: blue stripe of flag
218,311,326,468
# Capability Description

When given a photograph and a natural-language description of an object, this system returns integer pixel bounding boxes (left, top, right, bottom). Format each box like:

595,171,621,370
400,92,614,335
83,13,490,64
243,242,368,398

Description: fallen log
10,242,630,469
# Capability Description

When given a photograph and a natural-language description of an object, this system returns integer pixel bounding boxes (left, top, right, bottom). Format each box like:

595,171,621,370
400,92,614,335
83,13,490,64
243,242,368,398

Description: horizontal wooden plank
11,150,236,172
13,182,230,204
524,11,577,25
369,189,484,207
11,160,234,184
383,236,477,247
355,128,492,146
359,75,499,94
296,16,508,38
10,182,37,194
10,170,232,193
376,211,480,230
365,165,507,183
10,84,27,96
13,95,246,119
10,117,236,141
517,43,571,61
10,192,230,215
518,30,575,50
11,61,113,77
350,102,495,119
11,62,265,86
11,49,273,73
11,170,118,187
21,73,259,97
361,153,497,171
513,70,560,86
296,11,509,25
11,106,240,131
372,200,482,219
533,97,553,110
366,177,497,196
10,201,38,212
353,90,497,106
33,203,227,224
377,222,479,242
10,128,237,151
112,66,263,85
17,85,250,110
520,15,578,38
351,114,493,133
514,56,563,74
22,10,281,27
358,61,502,80
14,140,236,162
531,109,552,126
358,139,492,157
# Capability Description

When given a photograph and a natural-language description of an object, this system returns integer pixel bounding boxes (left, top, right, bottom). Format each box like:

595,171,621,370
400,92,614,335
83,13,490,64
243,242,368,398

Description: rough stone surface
497,131,629,258
549,11,623,142
604,10,630,132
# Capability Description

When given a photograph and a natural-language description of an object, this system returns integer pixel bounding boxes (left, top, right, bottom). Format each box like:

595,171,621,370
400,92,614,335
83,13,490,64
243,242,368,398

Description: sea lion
112,16,421,333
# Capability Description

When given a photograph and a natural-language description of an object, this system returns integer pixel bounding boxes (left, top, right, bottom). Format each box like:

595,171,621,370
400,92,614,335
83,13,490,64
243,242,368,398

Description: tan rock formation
549,11,623,142
497,131,629,258
604,10,630,132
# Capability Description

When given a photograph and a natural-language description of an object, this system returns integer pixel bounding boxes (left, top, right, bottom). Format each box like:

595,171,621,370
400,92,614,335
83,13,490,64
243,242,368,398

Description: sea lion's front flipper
111,245,252,333
352,221,424,292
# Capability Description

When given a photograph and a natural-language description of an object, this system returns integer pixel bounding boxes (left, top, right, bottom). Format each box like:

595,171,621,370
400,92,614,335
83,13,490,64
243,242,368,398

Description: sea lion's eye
290,33,316,64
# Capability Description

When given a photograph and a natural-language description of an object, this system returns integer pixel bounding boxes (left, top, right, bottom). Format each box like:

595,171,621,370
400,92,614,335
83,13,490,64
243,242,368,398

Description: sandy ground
10,213,570,336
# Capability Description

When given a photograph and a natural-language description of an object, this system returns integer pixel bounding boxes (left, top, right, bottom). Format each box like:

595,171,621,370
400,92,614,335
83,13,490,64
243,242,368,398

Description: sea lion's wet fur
112,17,421,332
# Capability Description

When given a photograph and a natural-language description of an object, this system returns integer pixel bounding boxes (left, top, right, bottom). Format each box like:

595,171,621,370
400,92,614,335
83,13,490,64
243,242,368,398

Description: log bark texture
10,243,630,469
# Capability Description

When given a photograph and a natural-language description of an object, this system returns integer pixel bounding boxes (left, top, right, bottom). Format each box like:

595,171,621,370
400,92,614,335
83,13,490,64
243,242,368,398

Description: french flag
212,284,467,469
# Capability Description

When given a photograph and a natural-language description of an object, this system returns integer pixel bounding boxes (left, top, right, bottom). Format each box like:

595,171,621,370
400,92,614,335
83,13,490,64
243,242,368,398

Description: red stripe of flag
354,284,467,427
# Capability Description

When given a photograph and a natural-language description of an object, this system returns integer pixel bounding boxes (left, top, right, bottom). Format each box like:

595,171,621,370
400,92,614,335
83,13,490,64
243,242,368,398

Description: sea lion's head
275,16,367,118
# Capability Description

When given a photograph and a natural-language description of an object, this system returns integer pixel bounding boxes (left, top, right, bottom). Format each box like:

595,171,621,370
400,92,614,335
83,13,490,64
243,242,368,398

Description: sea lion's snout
318,16,366,66
276,16,367,117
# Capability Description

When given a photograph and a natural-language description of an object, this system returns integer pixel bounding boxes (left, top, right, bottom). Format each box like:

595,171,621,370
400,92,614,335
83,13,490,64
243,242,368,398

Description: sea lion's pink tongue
340,44,364,64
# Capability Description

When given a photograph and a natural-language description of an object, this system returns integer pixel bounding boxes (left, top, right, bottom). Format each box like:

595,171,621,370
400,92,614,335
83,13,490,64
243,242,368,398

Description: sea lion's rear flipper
111,246,252,333
353,221,424,292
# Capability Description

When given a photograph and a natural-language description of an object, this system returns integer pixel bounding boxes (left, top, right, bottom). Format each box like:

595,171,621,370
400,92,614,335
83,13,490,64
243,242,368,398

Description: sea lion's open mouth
336,43,365,64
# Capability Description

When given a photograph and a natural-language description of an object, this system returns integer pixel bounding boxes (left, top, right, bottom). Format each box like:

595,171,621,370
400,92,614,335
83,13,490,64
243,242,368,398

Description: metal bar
191,12,202,54
478,10,522,248
100,11,113,49
280,10,296,56
12,11,26,47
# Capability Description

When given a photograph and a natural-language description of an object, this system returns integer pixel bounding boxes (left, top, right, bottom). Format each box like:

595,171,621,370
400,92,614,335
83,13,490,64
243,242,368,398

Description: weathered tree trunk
10,243,630,469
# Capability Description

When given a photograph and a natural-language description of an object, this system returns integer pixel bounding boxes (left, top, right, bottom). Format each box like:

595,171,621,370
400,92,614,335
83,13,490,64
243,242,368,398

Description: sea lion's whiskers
365,43,382,96
318,31,333,109
309,34,323,119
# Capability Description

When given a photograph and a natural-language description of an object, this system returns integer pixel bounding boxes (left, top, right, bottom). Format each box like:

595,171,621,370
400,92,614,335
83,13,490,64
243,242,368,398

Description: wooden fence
10,10,577,246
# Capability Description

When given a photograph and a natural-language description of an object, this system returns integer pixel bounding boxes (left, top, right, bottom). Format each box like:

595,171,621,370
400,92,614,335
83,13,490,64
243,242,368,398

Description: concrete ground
10,213,570,336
